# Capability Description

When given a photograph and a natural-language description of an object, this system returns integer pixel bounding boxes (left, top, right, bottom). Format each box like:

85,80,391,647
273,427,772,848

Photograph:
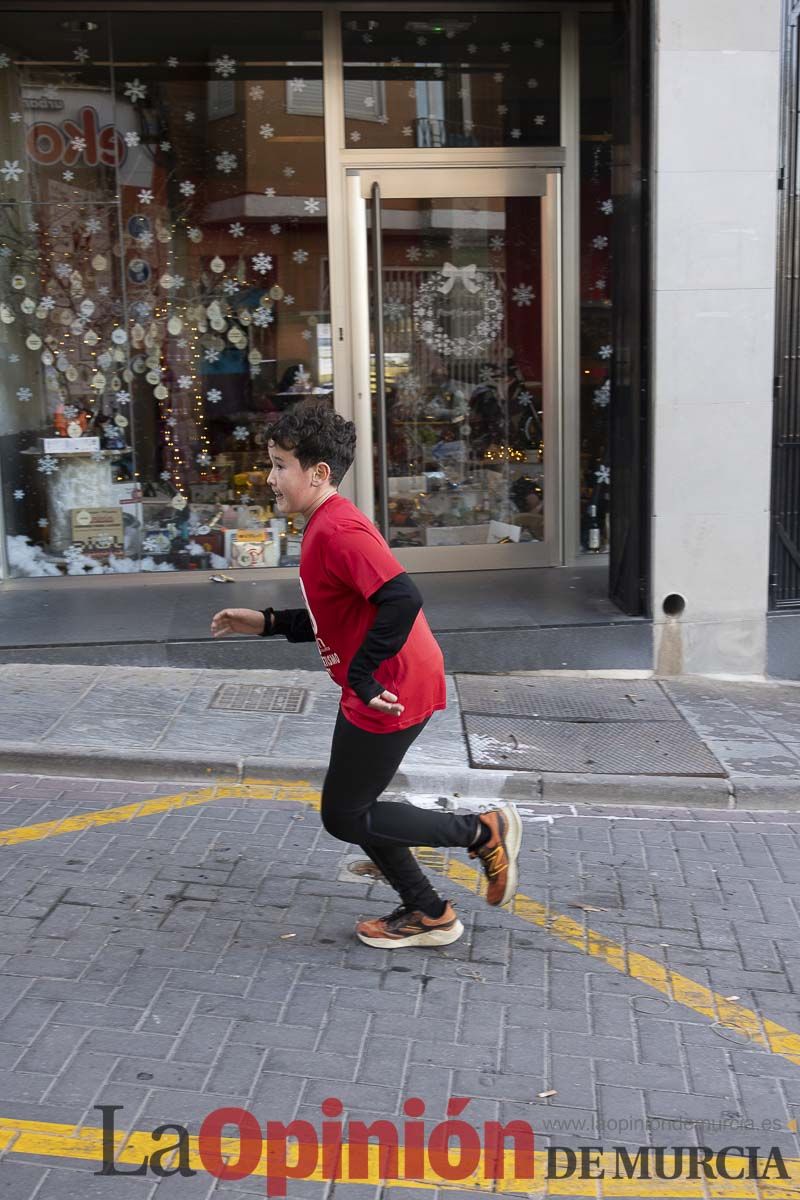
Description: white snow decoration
222,280,239,295
197,451,212,466
493,72,504,84
70,136,87,152
204,348,220,363
593,380,611,409
229,222,244,238
1,160,24,182
252,252,273,273
38,518,48,528
378,114,389,125
413,264,504,359
137,231,154,248
160,471,172,481
252,307,273,327
0,53,10,68
384,299,405,322
270,223,282,235
37,455,59,475
179,180,195,196
213,54,236,77
501,41,511,51
13,489,24,500
185,110,196,123
7,536,61,578
301,329,313,341
116,390,131,405
534,115,545,126
593,235,609,250
490,236,505,252
206,388,222,404
304,198,320,214
165,416,178,427
65,544,105,575
292,249,309,264
283,166,295,177
512,283,535,307
233,425,249,440
402,126,413,137
405,246,422,262
467,42,477,53
167,56,179,68
363,95,375,108
598,344,612,360
600,199,613,215
138,189,153,205
259,123,275,139
510,128,522,140
216,151,238,175
527,78,539,89
349,131,362,143
124,78,147,102
62,170,74,182
249,85,264,100
187,228,202,243
595,278,607,291
283,294,294,305
125,131,140,147
140,557,176,573
264,186,276,197
55,263,72,279
289,77,306,91
85,216,103,233
534,38,545,48
160,141,171,151
16,387,32,403
73,47,90,64
177,375,193,389
595,464,610,485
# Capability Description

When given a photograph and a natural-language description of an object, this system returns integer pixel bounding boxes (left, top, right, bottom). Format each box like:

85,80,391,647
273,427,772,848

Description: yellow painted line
0,778,320,847
0,1116,797,1197
3,784,800,1075
417,849,800,1072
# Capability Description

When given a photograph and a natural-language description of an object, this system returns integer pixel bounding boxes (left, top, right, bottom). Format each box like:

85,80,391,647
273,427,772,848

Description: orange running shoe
469,804,522,906
355,902,464,949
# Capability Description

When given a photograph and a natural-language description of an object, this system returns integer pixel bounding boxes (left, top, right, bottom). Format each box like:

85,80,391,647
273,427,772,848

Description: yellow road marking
0,1116,796,1197
0,778,320,847
2,787,800,1093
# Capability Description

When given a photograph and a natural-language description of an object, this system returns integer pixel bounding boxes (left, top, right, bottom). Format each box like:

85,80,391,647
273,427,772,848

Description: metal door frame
345,165,562,571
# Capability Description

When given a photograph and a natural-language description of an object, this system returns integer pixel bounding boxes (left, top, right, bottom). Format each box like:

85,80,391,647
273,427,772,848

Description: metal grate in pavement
464,715,726,776
456,675,679,722
208,683,308,714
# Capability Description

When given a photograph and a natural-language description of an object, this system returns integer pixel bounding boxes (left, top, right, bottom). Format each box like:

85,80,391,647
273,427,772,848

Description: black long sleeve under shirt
259,573,423,704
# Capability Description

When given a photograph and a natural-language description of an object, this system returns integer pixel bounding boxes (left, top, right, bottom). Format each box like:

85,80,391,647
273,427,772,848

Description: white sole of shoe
498,803,523,907
356,918,465,949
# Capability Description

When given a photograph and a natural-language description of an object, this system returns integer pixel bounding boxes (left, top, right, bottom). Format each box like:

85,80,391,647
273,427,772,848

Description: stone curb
1,744,799,811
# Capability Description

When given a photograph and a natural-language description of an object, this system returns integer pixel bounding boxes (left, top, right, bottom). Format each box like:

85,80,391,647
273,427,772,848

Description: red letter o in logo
198,1107,262,1181
27,122,65,165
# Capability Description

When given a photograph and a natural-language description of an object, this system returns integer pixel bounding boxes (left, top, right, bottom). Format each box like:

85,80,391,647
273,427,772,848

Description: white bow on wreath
437,262,481,295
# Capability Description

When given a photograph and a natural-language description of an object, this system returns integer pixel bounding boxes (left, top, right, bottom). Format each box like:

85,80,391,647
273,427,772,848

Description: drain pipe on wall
655,593,686,676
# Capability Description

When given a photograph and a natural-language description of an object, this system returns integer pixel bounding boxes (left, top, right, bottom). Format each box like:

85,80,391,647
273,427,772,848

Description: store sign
42,437,100,454
27,105,126,168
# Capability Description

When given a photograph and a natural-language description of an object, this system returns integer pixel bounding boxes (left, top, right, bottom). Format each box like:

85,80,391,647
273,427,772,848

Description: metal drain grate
464,715,726,776
208,683,308,714
456,676,679,722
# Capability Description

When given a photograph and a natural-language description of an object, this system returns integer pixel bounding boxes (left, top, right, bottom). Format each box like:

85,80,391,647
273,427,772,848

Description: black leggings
320,708,480,917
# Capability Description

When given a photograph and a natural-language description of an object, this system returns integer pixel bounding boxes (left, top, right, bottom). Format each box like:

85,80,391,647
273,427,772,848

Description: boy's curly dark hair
267,401,357,486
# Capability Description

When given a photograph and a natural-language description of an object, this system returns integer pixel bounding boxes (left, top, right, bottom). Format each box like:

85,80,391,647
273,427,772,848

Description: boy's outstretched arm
259,606,316,643
347,573,423,703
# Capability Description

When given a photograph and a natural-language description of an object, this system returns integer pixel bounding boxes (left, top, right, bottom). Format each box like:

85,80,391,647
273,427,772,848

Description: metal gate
772,0,800,607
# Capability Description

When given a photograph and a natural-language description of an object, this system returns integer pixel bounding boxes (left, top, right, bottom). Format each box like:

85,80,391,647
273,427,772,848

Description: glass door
348,167,561,569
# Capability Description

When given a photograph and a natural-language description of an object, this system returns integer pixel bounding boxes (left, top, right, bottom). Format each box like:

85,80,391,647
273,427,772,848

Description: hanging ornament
83,330,99,346
269,284,284,301
131,323,145,344
80,299,95,318
65,366,79,382
167,316,183,335
154,384,169,400
112,347,126,363
91,254,107,271
20,297,35,314
114,413,128,429
26,333,42,350
0,304,15,324
146,370,161,385
67,421,83,438
11,274,26,290
111,328,128,345
91,371,106,390
210,256,225,274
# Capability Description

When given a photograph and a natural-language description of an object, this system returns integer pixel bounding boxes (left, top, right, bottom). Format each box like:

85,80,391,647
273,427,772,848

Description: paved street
1,770,800,1196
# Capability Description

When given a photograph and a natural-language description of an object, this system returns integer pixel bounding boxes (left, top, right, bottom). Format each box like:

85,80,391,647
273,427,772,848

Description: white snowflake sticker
259,123,275,139
600,199,614,215
13,489,24,500
249,85,264,100
124,78,147,102
598,345,612,360
229,222,245,238
179,180,196,197
206,388,222,404
512,283,535,307
304,198,320,214
233,425,249,441
16,387,32,403
593,235,609,250
216,151,238,175
252,307,274,327
595,464,610,486
292,249,309,264
1,160,24,183
177,375,193,389
213,55,236,77
138,189,153,205
37,455,59,475
252,252,273,273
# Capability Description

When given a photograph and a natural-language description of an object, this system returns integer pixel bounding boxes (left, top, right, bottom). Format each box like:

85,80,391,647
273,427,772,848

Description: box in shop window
223,528,280,568
70,506,124,556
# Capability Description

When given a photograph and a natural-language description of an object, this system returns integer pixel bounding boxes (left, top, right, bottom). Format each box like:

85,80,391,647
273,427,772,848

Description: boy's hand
367,690,405,717
210,608,266,638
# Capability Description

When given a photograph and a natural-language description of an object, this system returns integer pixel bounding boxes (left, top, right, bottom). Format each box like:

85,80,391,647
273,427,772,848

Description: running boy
211,401,521,949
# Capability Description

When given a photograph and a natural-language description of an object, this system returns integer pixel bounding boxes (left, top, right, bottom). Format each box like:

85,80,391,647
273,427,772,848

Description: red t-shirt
298,493,446,733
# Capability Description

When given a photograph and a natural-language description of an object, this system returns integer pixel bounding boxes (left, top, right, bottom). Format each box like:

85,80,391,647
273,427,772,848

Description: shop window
341,11,561,149
0,11,332,577
578,11,613,554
